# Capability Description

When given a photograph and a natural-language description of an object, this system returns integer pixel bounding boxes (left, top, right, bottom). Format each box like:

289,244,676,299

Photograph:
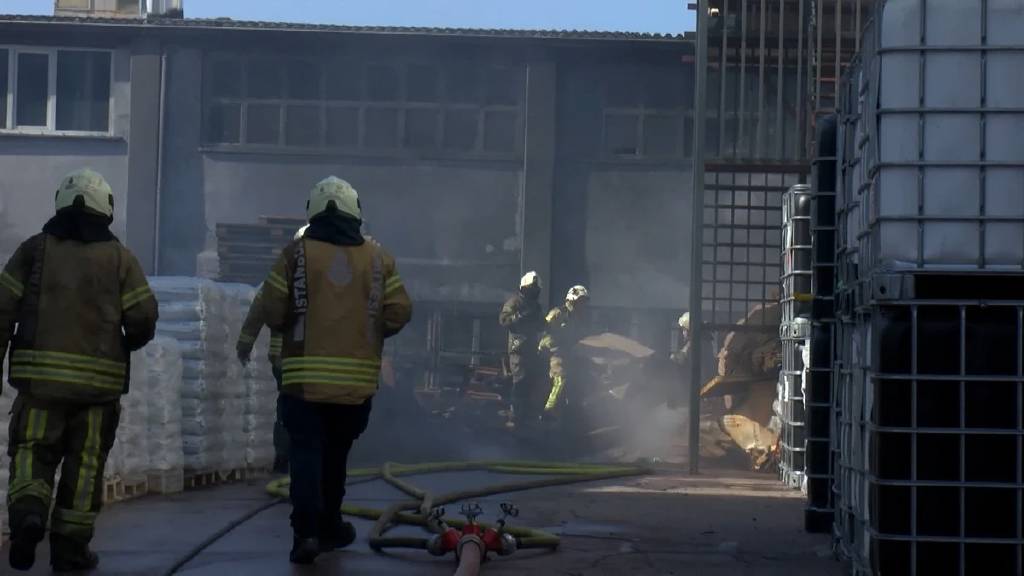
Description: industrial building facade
0,15,703,360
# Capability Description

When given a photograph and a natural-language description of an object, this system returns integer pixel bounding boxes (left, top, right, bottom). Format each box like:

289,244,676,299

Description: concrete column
125,38,162,273
521,62,557,309
157,47,206,276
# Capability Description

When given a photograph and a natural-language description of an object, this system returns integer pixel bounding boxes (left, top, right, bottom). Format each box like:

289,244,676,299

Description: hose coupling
497,533,518,556
457,534,485,560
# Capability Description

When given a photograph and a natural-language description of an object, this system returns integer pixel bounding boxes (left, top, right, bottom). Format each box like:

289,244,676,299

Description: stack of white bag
0,381,16,534
219,284,253,471
134,336,184,478
221,284,277,470
150,277,230,472
104,363,149,484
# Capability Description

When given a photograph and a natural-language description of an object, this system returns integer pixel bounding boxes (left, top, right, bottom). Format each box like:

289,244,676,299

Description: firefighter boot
50,533,100,572
8,513,45,571
290,536,320,565
319,519,357,552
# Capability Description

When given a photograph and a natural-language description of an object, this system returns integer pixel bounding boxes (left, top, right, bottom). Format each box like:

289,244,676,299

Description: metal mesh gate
702,163,805,330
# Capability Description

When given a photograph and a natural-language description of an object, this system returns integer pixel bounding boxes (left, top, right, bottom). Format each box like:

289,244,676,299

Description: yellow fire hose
265,460,652,553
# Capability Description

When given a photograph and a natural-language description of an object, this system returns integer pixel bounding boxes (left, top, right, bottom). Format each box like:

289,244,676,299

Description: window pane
484,66,523,106
285,105,321,147
483,110,518,153
287,60,321,100
326,106,358,147
205,103,241,143
16,53,49,127
643,113,681,156
605,114,640,156
406,64,439,103
325,62,362,101
209,59,242,98
57,0,90,8
364,108,399,148
117,0,138,13
404,108,438,149
56,50,111,132
443,109,477,150
445,64,480,104
246,104,281,144
0,49,8,129
366,65,400,102
246,58,284,99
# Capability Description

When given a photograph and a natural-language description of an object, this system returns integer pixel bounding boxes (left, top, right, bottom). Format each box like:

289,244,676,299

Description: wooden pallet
183,470,221,490
148,469,185,495
103,475,149,504
102,476,122,504
183,467,262,490
118,477,149,502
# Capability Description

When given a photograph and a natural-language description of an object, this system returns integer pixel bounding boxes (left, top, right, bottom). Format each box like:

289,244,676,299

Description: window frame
1,46,115,137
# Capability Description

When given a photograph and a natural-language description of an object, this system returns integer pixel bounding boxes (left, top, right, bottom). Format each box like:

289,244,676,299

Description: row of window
203,57,526,154
0,46,697,161
0,48,112,134
205,102,520,153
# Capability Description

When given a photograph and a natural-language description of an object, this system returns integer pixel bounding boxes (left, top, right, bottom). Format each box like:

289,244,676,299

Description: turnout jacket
499,292,543,356
0,233,158,403
237,284,284,366
260,236,412,405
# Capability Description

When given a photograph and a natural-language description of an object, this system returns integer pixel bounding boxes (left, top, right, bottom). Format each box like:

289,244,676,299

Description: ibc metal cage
833,287,1024,576
778,183,813,489
806,113,839,533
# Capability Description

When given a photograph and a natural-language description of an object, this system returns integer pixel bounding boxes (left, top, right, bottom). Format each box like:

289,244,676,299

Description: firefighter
259,176,412,564
670,312,692,367
236,224,307,474
0,169,158,572
499,271,545,427
538,285,592,416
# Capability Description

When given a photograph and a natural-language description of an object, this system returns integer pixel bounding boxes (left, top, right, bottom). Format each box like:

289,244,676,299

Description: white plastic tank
842,0,1024,271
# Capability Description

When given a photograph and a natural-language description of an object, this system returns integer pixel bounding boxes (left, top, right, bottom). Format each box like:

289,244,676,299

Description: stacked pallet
831,2,1024,573
216,217,306,286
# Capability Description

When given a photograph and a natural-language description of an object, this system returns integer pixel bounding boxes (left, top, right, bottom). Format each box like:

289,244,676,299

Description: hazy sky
3,0,696,35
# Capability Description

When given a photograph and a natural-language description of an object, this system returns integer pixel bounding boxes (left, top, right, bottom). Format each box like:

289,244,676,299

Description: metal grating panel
701,163,805,331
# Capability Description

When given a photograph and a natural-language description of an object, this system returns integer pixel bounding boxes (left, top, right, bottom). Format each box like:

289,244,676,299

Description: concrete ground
2,465,846,575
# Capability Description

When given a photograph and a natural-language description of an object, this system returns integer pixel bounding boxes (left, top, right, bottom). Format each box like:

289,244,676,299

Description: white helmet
520,271,541,290
55,168,114,218
565,285,589,304
308,176,361,220
679,312,690,330
294,224,309,241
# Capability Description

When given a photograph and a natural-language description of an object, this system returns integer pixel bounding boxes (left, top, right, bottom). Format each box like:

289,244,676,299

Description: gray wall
585,168,692,310
200,157,523,263
0,49,132,257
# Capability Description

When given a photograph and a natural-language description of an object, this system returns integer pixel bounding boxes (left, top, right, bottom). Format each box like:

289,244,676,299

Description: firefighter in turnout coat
0,169,158,572
257,176,412,564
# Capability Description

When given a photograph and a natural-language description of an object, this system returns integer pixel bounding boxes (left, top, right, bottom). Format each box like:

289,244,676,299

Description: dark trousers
509,352,543,423
280,394,372,538
7,393,120,547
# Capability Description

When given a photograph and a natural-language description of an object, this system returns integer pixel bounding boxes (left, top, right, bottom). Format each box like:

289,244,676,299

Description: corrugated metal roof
0,14,691,42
